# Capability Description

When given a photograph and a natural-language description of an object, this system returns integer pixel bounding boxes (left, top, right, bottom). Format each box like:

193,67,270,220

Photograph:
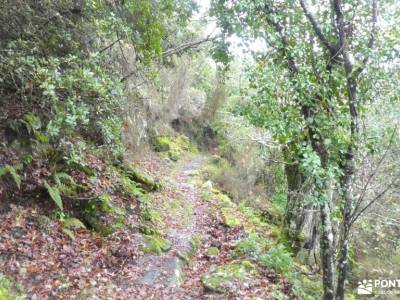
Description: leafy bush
234,233,268,259
260,244,294,275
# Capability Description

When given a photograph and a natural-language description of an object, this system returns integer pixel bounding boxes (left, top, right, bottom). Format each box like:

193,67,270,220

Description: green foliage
220,207,241,227
153,135,198,161
53,173,77,195
0,273,25,300
61,216,86,240
123,166,160,191
120,176,145,198
234,232,269,259
259,244,294,275
207,247,220,256
140,235,172,254
43,172,84,211
0,0,199,173
0,165,22,189
201,261,257,293
44,181,63,211
0,274,10,300
81,194,127,236
190,234,202,251
138,194,163,235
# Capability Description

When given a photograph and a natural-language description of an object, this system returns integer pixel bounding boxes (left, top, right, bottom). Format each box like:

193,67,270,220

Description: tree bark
320,200,336,300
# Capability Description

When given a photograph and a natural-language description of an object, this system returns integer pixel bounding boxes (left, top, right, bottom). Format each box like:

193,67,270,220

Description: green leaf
44,181,63,211
63,217,86,230
0,165,21,189
62,228,76,240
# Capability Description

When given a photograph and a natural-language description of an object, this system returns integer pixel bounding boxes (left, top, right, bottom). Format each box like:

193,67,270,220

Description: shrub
260,244,294,274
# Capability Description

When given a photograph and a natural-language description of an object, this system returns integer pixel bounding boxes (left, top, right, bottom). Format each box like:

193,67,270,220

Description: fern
44,181,63,210
0,165,21,189
54,172,76,194
63,217,86,230
62,228,76,240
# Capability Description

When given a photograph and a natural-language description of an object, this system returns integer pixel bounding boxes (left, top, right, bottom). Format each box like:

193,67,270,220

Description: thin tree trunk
320,200,336,300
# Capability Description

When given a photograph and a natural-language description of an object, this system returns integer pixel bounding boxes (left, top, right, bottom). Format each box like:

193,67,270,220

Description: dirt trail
117,154,283,299
0,154,287,299
133,155,210,289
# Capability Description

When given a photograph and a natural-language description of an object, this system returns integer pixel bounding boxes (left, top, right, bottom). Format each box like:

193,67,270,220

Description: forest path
126,154,282,299
133,155,210,288
0,153,286,299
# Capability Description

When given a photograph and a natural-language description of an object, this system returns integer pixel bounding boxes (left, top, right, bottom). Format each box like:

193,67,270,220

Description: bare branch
162,34,216,58
98,38,122,54
350,172,400,226
351,125,398,216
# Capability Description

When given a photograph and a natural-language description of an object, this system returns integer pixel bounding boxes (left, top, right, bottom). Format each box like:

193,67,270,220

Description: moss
153,136,171,152
0,281,9,300
221,207,241,228
212,190,232,207
168,150,180,162
201,157,230,182
123,165,160,191
81,194,127,236
140,235,172,254
269,224,290,246
200,191,211,201
153,135,198,161
238,203,269,229
207,247,220,256
190,234,202,251
201,261,257,293
174,135,198,153
233,233,269,259
0,274,25,300
120,176,144,198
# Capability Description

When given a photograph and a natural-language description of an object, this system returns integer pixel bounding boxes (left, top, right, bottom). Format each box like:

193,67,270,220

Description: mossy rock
81,194,127,236
168,150,180,162
140,235,172,254
207,247,220,257
201,261,257,293
152,135,198,161
221,207,241,228
123,165,160,191
153,136,171,152
174,135,198,153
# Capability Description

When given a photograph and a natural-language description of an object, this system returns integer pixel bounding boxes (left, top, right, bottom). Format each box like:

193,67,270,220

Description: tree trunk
283,149,320,264
320,200,336,300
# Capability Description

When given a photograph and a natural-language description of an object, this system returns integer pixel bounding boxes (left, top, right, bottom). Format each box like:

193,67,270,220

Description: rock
135,269,161,285
206,247,220,257
80,194,127,236
201,261,257,293
124,165,160,191
140,235,172,254
221,207,241,228
165,257,184,287
152,136,171,152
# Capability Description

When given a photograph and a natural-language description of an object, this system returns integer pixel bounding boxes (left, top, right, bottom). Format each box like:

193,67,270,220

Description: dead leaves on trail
0,153,296,299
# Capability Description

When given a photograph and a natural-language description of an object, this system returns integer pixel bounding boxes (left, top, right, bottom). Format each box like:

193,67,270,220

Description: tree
210,0,398,298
